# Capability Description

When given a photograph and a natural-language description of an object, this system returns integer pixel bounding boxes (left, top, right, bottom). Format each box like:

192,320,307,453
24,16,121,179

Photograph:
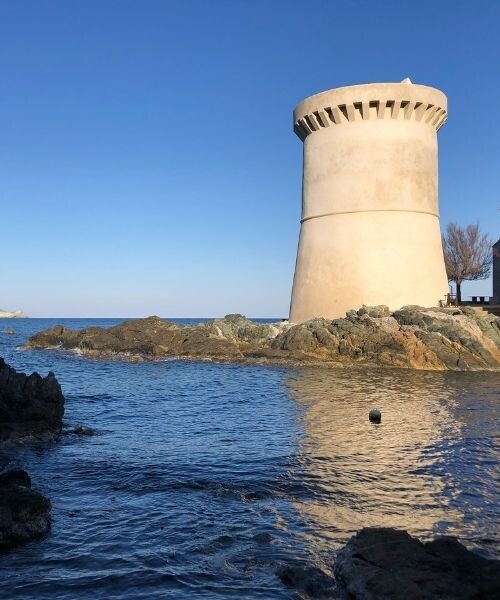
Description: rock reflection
285,367,469,551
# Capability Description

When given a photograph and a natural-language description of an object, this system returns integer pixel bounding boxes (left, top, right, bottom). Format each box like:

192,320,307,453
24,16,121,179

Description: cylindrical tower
289,79,449,323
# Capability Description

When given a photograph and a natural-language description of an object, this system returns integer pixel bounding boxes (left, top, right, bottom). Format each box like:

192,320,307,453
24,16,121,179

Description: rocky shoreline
334,528,500,598
0,358,65,551
0,357,65,442
0,468,51,551
26,306,500,370
278,528,500,598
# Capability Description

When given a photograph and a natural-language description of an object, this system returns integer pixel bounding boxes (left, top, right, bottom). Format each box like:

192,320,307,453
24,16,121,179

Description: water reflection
284,367,499,557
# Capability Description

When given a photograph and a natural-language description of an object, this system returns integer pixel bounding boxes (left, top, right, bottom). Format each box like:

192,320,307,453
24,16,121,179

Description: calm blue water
0,318,499,599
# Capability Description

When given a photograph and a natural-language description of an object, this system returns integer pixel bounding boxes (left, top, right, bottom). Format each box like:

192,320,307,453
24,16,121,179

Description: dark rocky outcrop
0,468,51,551
0,360,64,552
277,561,336,598
0,358,65,441
63,425,95,436
334,527,500,599
25,306,500,371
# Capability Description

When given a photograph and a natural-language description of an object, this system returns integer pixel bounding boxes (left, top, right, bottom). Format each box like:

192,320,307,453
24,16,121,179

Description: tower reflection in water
283,367,499,557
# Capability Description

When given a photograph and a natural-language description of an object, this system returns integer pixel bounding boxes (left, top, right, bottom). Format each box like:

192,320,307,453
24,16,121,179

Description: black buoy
369,408,381,423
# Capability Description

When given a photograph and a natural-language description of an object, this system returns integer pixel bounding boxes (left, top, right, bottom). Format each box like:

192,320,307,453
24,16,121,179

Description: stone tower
289,79,449,323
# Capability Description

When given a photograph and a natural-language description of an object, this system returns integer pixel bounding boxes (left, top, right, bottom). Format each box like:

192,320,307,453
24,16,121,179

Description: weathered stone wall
290,80,449,323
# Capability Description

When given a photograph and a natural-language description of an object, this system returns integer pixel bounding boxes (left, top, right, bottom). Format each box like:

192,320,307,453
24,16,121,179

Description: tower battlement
293,82,447,140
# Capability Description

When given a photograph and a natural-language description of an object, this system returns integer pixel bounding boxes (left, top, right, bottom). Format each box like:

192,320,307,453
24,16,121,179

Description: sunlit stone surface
290,80,449,322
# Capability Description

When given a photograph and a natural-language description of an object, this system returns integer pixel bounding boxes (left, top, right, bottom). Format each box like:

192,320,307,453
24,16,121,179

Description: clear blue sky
0,0,498,317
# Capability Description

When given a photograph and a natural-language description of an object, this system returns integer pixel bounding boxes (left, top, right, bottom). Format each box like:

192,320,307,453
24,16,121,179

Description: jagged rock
0,468,31,488
334,527,500,599
206,313,281,344
357,305,390,318
0,468,51,551
25,308,500,371
272,323,319,353
277,561,336,598
0,453,9,470
0,358,65,441
461,306,500,347
393,306,500,369
72,425,95,436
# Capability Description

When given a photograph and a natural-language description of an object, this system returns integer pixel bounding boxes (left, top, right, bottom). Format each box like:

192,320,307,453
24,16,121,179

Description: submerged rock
0,468,51,551
71,425,95,436
334,527,500,599
0,357,65,441
25,307,500,371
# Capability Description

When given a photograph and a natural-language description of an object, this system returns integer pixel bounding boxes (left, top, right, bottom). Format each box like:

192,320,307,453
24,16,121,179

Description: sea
0,318,499,599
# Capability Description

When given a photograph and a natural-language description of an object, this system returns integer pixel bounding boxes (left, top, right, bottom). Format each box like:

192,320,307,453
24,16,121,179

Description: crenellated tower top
293,79,447,141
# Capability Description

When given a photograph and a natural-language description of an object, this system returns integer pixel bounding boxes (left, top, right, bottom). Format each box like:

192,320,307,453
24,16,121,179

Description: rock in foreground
334,527,500,599
0,469,51,551
0,358,65,441
26,306,500,371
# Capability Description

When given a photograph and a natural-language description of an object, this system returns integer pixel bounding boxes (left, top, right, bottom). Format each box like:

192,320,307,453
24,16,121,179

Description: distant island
0,308,26,318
